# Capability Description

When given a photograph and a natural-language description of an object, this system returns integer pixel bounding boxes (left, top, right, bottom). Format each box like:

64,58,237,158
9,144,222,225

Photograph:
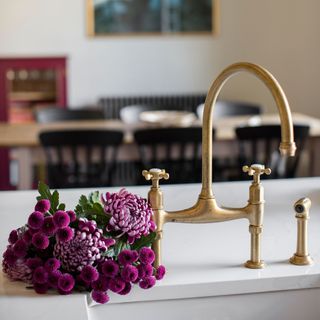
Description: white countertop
1,178,320,319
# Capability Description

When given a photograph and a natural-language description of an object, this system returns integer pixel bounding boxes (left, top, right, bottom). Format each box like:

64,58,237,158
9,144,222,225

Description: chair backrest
39,130,123,188
134,127,211,184
235,124,310,179
35,108,105,123
197,100,262,121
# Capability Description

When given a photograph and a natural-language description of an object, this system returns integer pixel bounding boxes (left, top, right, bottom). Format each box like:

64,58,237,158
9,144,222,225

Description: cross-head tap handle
242,164,271,184
142,168,169,188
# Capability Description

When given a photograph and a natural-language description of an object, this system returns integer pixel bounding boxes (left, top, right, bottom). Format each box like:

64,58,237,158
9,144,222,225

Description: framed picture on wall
87,0,220,36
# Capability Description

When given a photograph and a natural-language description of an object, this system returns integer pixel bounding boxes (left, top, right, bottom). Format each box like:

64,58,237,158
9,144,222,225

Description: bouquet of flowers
2,182,165,304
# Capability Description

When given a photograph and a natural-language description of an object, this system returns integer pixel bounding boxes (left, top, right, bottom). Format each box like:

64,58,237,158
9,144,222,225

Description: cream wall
0,0,320,117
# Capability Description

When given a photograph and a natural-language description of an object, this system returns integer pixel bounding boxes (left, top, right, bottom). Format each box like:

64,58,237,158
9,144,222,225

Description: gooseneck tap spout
143,62,296,269
200,62,296,199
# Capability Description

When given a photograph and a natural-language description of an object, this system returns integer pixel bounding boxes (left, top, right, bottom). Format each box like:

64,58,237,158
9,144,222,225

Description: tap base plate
245,260,265,269
289,254,314,266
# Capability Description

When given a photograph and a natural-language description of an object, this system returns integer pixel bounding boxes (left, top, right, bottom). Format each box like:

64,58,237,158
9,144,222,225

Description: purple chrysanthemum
101,260,119,278
109,276,126,293
44,258,61,272
2,248,32,283
91,290,109,304
92,275,109,292
33,266,48,284
2,248,17,266
12,239,28,258
48,270,62,288
58,273,75,293
118,282,132,295
155,265,166,280
103,238,116,247
42,216,57,236
139,247,155,265
139,276,156,289
53,210,70,229
118,249,138,266
53,227,109,272
121,265,138,283
26,257,43,270
78,219,97,233
56,227,74,243
80,265,99,283
32,232,49,250
35,199,50,213
8,230,19,244
22,230,33,244
28,211,44,230
102,188,155,241
66,210,76,222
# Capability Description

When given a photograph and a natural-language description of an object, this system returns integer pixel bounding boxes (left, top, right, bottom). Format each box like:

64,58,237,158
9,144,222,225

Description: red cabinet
0,57,67,189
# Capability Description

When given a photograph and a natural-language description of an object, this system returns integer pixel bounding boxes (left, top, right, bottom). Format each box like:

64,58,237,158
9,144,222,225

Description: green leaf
36,181,65,215
89,191,100,203
131,232,157,251
37,181,51,201
74,192,110,229
113,238,130,256
58,203,66,211
103,247,115,258
51,190,59,212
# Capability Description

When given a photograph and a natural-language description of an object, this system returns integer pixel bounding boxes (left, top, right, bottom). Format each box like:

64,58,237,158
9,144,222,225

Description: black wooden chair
39,130,123,188
197,100,262,120
35,108,104,123
235,124,310,179
133,127,215,184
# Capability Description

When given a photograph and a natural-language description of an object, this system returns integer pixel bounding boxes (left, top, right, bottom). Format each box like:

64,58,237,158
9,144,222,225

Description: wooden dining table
1,112,320,189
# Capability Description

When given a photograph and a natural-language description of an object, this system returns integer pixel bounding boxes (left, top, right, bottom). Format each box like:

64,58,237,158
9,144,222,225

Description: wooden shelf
9,91,56,102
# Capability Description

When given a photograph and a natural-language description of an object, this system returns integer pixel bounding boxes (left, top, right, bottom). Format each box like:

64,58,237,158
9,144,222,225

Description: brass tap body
143,62,296,269
290,198,313,265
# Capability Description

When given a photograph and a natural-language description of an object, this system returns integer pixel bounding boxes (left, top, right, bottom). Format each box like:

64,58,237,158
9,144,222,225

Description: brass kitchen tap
143,62,296,269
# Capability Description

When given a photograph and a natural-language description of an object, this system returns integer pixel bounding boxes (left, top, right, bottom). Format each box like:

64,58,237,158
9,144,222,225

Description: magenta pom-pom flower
56,227,74,243
91,275,109,292
48,270,62,288
42,216,57,236
8,230,19,244
155,265,166,280
118,249,139,266
13,239,28,258
32,232,49,250
91,290,110,304
44,258,61,272
101,260,119,278
118,282,132,295
2,186,165,305
33,266,48,284
66,210,76,222
35,199,50,213
53,211,70,229
138,263,154,279
139,247,155,265
109,276,126,293
26,257,43,270
121,265,138,282
28,211,44,230
80,265,99,283
139,276,156,289
58,273,75,293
